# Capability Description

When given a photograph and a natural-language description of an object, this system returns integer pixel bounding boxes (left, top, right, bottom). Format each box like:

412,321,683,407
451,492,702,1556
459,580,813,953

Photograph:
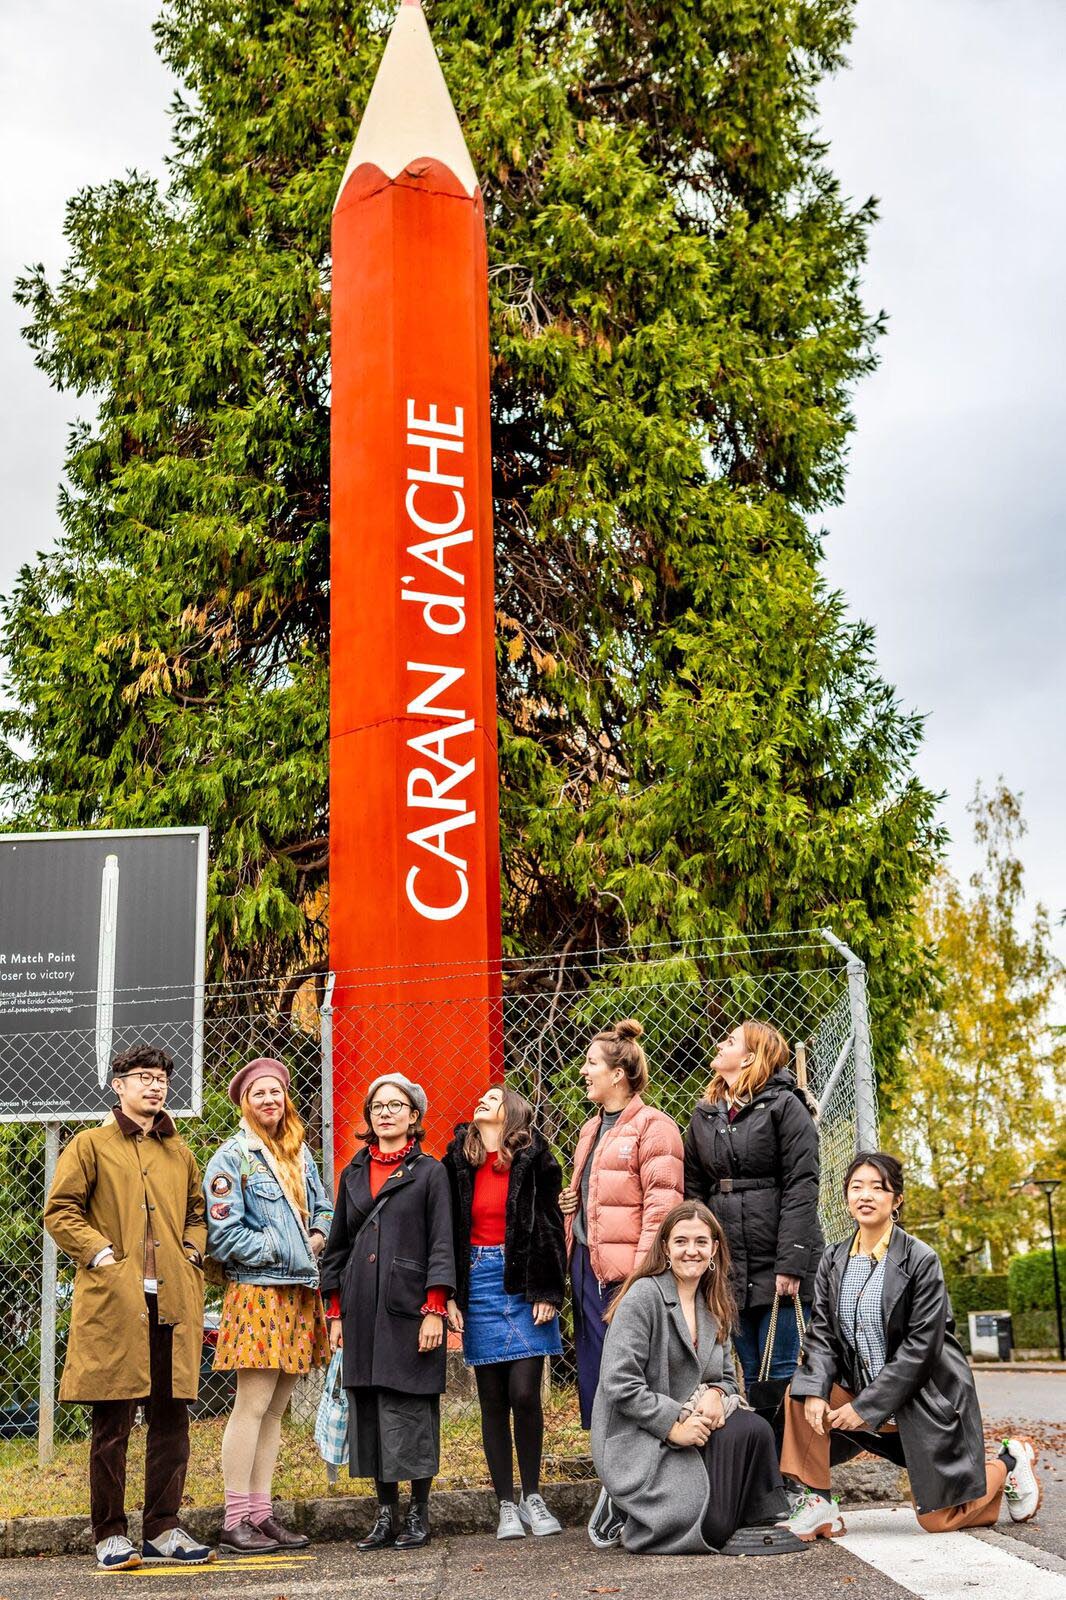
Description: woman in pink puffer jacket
560,1019,684,1428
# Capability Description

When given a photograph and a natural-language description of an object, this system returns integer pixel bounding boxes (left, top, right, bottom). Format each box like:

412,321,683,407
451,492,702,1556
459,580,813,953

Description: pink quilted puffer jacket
564,1095,684,1284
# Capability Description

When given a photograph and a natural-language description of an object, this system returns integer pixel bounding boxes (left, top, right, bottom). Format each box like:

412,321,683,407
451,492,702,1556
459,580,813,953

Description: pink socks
249,1492,273,1526
223,1491,250,1531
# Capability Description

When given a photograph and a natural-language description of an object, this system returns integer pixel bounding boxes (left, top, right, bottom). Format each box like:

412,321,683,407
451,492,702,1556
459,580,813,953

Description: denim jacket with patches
203,1127,334,1288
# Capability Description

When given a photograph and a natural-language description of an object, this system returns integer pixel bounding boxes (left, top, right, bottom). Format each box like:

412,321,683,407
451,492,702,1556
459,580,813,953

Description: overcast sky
1,0,1063,953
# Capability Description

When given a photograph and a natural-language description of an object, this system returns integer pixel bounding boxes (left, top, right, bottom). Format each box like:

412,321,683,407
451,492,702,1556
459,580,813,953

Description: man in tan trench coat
44,1043,213,1571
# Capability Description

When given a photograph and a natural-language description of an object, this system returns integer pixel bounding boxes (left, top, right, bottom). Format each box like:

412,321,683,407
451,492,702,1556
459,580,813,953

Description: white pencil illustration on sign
95,853,120,1088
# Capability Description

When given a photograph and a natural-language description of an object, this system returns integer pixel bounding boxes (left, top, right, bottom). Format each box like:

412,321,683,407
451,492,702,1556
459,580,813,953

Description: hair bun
613,1018,644,1041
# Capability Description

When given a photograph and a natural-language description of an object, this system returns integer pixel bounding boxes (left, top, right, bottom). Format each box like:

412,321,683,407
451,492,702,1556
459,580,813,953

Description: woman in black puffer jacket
683,1020,822,1387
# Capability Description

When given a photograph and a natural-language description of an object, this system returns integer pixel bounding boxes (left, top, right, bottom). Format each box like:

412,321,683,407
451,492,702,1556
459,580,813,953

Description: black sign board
0,828,207,1120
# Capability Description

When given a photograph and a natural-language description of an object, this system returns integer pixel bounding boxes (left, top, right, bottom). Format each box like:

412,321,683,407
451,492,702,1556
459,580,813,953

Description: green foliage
3,0,939,1043
883,787,1066,1270
1009,1248,1066,1312
944,1274,1009,1355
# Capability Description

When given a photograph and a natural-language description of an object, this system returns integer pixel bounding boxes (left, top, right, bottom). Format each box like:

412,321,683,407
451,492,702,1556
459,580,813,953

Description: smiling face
473,1086,506,1131
846,1163,898,1232
665,1214,717,1284
246,1075,286,1133
581,1041,628,1107
712,1025,751,1086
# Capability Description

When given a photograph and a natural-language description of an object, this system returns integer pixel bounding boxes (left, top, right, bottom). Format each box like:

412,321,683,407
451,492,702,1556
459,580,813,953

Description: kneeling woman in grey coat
591,1201,789,1553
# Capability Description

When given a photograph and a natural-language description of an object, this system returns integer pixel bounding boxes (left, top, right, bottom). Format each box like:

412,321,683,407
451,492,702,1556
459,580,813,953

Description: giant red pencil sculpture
330,0,502,1167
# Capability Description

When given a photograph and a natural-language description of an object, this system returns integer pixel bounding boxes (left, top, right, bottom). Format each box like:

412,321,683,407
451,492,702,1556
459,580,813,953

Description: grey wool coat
591,1273,740,1555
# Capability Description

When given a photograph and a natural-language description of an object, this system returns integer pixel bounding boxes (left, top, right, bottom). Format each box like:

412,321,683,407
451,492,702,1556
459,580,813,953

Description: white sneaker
518,1493,562,1536
95,1535,141,1571
1002,1437,1041,1522
779,1489,845,1542
496,1500,526,1539
140,1526,215,1564
587,1487,624,1549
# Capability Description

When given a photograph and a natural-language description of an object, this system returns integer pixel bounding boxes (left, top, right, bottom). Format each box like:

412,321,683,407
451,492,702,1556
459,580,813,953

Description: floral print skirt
213,1282,331,1372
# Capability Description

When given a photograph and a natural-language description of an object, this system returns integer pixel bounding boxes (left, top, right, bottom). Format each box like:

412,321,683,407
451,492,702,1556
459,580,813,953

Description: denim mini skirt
463,1245,563,1367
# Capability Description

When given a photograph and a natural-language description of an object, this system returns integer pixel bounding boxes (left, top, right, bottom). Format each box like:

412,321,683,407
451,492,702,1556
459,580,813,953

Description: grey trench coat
591,1272,740,1554
790,1227,987,1514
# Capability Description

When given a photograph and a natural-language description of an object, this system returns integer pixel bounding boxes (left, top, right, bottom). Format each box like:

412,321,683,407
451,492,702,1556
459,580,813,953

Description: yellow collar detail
850,1222,893,1263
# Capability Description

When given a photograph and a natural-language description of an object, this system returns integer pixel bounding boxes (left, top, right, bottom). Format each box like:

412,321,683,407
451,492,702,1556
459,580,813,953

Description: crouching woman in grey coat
591,1201,790,1554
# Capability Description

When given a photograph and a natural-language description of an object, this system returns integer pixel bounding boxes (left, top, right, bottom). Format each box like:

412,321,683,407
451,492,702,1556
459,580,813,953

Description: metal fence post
39,1121,60,1467
821,930,878,1151
320,972,336,1194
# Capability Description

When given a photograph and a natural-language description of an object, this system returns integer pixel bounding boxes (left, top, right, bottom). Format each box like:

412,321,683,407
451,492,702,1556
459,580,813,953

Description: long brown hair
242,1088,308,1220
590,1018,649,1095
463,1086,534,1170
705,1018,789,1105
604,1201,737,1340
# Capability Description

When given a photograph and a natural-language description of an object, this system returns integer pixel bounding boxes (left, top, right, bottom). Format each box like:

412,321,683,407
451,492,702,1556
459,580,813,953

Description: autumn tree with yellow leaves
884,784,1065,1271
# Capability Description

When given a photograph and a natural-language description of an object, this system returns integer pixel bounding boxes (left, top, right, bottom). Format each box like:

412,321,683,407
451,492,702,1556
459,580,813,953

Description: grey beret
365,1072,428,1119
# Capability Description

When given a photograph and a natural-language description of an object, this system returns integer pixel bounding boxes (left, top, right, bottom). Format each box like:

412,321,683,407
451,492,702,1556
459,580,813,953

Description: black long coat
790,1227,987,1515
683,1070,823,1306
319,1146,455,1395
443,1125,567,1313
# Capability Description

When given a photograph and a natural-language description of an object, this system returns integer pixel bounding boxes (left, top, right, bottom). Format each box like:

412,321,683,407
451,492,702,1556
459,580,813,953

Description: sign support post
38,1121,59,1467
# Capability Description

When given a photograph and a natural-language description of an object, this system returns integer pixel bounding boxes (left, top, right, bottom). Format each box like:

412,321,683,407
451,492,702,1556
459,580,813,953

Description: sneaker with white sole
518,1493,562,1536
1002,1437,1041,1522
587,1487,625,1549
779,1489,845,1542
496,1500,526,1539
96,1535,142,1571
141,1526,215,1564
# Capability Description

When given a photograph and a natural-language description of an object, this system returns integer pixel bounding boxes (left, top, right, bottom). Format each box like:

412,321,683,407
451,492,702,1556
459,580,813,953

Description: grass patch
0,1390,588,1520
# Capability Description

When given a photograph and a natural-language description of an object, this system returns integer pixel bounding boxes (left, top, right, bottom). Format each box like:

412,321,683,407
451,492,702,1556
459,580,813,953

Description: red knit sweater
470,1159,509,1246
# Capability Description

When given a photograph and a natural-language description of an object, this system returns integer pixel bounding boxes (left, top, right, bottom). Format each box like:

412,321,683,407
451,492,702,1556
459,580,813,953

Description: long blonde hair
604,1202,737,1339
705,1018,789,1106
242,1088,308,1219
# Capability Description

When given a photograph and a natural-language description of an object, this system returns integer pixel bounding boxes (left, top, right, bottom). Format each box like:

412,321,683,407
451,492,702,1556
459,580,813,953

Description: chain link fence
0,931,876,1487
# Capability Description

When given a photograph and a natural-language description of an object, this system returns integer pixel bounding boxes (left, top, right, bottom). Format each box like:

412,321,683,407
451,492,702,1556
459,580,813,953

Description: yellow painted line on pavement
94,1554,317,1576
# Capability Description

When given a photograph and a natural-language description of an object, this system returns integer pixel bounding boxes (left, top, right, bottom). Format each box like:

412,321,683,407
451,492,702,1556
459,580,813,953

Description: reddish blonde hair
705,1019,790,1106
242,1087,308,1218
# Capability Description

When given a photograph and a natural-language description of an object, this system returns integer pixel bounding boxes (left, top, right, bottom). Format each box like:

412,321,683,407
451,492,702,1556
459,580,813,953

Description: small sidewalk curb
0,1459,905,1559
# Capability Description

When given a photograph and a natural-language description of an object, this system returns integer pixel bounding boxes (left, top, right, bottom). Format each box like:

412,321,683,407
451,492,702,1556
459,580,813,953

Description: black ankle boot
394,1499,431,1549
357,1502,402,1551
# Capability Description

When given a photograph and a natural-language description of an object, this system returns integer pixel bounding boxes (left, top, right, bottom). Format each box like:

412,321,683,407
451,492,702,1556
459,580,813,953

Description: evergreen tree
2,0,940,1051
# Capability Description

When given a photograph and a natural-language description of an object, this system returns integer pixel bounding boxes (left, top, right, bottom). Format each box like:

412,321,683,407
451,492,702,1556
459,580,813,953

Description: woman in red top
444,1088,567,1541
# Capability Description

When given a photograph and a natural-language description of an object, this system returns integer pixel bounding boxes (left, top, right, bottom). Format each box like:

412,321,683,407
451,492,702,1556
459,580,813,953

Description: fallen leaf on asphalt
586,1588,622,1594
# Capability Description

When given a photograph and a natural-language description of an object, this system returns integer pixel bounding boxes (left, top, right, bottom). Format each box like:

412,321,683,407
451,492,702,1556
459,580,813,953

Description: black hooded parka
683,1068,823,1307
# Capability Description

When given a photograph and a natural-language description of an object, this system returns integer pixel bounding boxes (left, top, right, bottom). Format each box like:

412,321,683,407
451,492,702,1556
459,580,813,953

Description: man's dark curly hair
110,1043,174,1079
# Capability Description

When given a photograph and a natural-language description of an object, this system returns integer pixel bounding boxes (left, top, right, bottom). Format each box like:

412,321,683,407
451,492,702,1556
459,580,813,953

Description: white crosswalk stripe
838,1507,1066,1599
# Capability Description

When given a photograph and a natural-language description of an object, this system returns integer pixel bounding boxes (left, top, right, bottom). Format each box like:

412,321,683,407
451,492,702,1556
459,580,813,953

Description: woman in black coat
779,1152,1041,1540
319,1073,455,1553
683,1020,822,1386
444,1087,567,1541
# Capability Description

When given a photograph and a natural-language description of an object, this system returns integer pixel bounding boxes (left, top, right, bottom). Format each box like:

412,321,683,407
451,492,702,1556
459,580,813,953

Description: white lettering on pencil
402,403,477,922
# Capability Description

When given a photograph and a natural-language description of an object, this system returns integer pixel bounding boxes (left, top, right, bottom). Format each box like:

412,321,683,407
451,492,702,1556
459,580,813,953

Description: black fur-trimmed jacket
444,1125,567,1312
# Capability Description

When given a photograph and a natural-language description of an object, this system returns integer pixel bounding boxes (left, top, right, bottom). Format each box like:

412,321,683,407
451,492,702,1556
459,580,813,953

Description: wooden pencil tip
335,1,478,204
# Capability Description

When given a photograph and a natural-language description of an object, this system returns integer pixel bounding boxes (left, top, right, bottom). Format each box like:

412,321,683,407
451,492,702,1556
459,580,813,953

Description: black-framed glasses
118,1072,169,1089
370,1099,411,1116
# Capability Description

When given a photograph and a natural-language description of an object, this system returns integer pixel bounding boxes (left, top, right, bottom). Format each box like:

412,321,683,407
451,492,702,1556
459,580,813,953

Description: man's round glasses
370,1099,410,1116
120,1072,169,1088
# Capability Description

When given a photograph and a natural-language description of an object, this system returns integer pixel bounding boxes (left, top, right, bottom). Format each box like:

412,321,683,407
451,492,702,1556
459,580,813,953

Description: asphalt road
974,1367,1066,1563
0,1368,1060,1600
0,1529,916,1600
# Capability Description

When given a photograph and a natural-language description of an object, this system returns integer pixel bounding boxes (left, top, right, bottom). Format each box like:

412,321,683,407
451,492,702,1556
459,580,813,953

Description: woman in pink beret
203,1059,334,1554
